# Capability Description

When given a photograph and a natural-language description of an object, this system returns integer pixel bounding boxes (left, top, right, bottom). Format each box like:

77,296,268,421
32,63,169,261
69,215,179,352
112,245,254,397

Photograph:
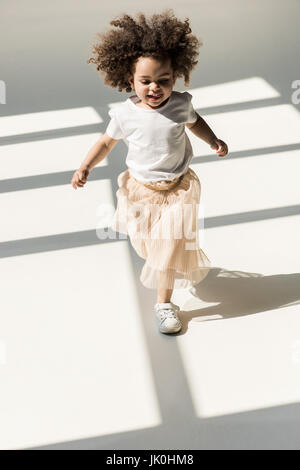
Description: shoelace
158,308,179,322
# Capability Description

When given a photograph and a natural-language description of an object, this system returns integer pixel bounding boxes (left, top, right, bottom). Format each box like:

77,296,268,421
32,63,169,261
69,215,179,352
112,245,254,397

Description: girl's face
128,56,176,109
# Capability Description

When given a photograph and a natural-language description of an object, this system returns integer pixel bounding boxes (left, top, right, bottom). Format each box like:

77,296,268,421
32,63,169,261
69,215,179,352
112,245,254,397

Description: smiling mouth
147,95,162,100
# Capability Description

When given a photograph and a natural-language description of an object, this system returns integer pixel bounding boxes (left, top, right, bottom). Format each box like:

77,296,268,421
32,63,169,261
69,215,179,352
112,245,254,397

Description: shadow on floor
178,267,300,333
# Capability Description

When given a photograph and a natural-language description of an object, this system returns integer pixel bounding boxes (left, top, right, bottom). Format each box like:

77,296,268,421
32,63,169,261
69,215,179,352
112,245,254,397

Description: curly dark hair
86,9,202,93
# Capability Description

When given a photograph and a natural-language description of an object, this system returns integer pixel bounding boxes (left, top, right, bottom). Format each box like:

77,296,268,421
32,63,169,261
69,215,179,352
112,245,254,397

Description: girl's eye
141,80,169,85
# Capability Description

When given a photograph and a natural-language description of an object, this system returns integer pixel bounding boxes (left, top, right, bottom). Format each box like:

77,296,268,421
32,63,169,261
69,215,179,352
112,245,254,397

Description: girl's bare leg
157,271,174,303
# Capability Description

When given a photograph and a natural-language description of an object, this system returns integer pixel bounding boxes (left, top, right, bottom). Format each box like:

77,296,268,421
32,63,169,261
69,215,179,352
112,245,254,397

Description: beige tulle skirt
111,167,211,290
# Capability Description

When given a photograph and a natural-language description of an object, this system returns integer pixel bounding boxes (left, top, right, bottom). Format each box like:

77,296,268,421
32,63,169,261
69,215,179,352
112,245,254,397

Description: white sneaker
154,302,182,334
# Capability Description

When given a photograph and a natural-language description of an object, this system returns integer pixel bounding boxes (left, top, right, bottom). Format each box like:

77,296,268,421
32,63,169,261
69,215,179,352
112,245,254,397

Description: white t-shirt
105,90,198,183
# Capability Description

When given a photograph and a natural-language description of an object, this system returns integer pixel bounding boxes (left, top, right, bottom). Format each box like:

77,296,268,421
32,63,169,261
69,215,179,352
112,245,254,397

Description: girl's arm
71,134,119,189
186,113,228,157
79,133,119,171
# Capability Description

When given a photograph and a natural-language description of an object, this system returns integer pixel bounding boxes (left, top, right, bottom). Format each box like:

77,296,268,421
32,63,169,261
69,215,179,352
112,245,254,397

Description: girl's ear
128,75,134,90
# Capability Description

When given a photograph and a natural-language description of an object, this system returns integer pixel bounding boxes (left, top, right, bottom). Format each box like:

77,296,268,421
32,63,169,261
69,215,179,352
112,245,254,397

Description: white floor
1,0,300,450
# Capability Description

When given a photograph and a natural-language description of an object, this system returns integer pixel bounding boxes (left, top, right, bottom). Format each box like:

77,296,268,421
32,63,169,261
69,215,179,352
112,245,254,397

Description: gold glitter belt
133,174,184,191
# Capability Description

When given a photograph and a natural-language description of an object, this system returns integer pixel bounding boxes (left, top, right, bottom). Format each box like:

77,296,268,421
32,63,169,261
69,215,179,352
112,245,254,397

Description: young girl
71,9,228,335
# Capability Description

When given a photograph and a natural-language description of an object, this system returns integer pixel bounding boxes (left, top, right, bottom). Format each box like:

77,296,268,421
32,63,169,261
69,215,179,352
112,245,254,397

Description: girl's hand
71,167,90,189
210,138,228,157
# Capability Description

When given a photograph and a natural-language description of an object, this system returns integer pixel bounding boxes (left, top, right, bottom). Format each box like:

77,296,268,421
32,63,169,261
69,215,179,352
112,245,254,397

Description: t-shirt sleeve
184,91,198,124
105,107,125,140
